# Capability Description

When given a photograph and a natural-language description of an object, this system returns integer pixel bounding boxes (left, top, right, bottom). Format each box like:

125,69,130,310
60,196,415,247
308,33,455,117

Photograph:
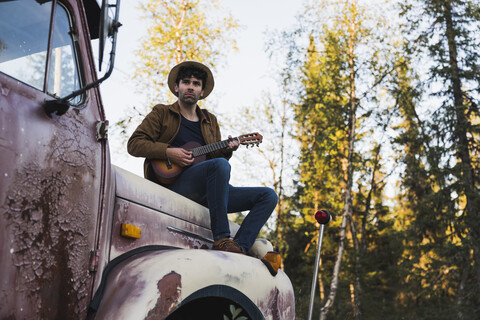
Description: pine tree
399,0,480,316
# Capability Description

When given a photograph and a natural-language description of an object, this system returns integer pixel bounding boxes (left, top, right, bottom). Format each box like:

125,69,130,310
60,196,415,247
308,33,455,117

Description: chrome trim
167,226,214,243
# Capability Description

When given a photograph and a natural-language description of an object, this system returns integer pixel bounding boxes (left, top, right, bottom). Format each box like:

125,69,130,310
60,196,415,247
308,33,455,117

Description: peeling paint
258,287,295,320
3,167,92,316
1,84,10,96
1,107,99,318
146,271,182,319
49,114,96,170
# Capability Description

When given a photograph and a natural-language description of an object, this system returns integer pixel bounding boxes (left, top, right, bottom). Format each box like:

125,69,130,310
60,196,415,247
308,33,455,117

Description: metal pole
307,224,326,320
307,209,331,320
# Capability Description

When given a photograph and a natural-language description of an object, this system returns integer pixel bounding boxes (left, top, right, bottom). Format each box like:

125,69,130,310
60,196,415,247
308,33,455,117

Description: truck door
0,0,108,318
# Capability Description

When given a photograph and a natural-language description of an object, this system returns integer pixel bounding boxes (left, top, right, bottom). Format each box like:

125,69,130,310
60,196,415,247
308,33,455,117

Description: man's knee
263,187,278,207
208,158,231,174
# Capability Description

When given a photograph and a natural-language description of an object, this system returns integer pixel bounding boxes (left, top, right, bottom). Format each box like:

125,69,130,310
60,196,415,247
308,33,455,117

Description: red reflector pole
308,210,331,320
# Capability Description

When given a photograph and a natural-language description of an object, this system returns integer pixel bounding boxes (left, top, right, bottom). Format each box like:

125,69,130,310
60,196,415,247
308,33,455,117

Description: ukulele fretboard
191,137,239,157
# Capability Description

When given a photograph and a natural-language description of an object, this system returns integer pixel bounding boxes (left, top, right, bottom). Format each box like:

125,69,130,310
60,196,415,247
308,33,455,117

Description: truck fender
90,246,295,320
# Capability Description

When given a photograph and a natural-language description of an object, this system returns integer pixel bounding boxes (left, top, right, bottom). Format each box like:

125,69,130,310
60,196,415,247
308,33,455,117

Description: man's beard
180,92,199,104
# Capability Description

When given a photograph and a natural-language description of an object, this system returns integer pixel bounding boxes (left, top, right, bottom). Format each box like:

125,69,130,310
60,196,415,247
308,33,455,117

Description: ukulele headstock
238,132,263,148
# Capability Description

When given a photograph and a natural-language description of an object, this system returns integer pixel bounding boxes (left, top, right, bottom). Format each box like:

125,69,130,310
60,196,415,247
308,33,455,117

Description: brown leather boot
212,238,245,254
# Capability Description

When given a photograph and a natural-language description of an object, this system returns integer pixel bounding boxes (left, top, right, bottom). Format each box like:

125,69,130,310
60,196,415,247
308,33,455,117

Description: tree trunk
320,3,358,318
320,207,349,320
274,98,288,268
348,213,362,320
442,1,480,313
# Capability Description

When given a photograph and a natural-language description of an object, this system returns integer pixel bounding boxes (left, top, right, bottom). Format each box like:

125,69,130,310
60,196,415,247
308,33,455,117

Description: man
127,61,278,255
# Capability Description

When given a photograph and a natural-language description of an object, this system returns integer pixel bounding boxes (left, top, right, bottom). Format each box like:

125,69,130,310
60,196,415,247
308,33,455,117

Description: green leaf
232,306,242,318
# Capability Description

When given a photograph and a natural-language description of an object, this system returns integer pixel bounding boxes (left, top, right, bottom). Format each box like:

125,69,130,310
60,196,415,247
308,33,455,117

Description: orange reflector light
121,223,141,239
263,251,281,275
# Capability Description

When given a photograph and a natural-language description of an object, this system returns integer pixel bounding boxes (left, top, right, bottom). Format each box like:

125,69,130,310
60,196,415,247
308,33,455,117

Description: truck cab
0,1,295,319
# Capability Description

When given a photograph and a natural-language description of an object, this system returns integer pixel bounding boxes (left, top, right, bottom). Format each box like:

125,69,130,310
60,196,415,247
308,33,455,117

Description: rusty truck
0,0,295,318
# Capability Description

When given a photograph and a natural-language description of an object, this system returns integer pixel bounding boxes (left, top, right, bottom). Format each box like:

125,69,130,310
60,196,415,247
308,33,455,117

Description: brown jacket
127,101,232,179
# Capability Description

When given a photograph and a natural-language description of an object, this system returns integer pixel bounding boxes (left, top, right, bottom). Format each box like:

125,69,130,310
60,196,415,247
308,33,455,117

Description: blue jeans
166,158,278,253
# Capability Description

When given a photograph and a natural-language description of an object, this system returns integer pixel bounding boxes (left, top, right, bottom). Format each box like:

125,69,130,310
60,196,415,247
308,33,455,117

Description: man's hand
166,148,194,167
226,135,240,152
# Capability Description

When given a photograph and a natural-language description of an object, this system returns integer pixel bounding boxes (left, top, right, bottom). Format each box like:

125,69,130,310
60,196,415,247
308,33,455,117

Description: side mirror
45,0,121,116
99,0,117,71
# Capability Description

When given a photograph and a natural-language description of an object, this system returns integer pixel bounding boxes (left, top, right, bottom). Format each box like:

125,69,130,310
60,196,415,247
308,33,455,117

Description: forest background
105,0,480,319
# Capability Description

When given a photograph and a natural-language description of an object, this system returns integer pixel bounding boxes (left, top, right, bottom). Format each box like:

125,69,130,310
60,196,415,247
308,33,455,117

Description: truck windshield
0,0,83,104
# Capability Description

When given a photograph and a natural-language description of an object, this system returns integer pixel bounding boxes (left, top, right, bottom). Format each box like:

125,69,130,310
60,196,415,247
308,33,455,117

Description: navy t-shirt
170,115,206,147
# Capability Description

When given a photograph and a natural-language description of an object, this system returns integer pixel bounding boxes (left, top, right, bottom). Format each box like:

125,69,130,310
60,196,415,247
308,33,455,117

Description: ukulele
151,132,263,185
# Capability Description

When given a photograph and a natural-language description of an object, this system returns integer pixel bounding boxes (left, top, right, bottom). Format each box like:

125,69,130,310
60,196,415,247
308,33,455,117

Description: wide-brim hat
167,61,214,100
